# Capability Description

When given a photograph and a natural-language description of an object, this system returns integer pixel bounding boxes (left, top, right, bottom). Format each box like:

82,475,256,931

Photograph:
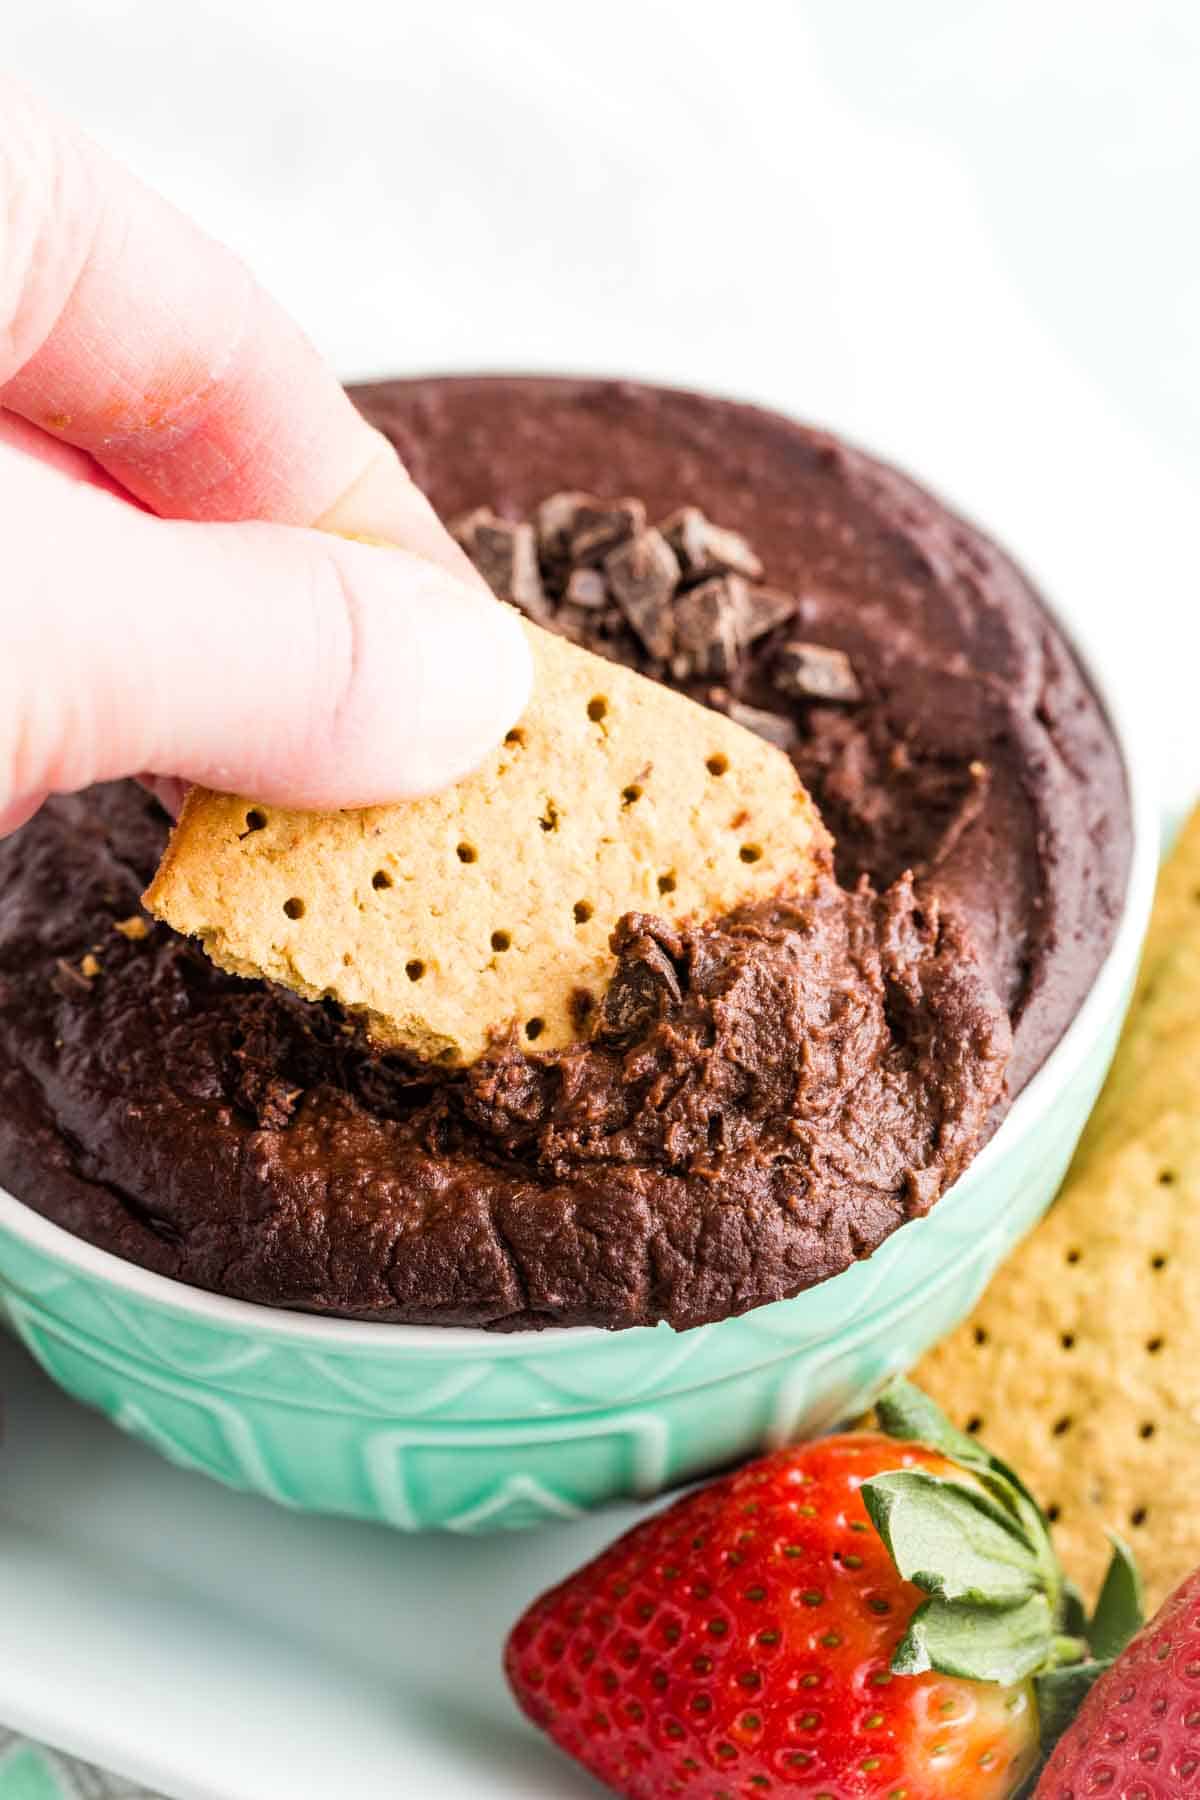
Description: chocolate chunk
535,491,595,563
563,567,609,609
731,584,798,646
448,504,494,556
671,575,744,680
774,640,863,702
604,527,680,659
570,498,646,566
453,509,547,619
600,920,684,1040
725,702,798,751
660,506,764,583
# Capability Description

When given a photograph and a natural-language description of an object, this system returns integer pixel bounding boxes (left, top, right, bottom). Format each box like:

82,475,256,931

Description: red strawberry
506,1383,1146,1799
506,1396,1054,1796
1036,1564,1200,1797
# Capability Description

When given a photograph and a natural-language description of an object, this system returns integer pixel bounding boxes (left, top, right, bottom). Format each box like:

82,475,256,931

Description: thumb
0,436,532,818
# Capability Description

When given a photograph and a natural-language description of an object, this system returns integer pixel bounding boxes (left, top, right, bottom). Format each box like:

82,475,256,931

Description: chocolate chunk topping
535,491,593,562
452,509,547,619
563,567,608,609
671,575,744,679
569,497,646,566
732,584,799,645
660,505,765,583
599,915,685,1040
774,640,863,703
451,488,811,730
604,527,680,659
725,701,798,751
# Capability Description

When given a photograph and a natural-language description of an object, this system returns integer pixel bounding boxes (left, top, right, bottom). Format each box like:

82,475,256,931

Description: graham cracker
916,805,1200,1610
1070,808,1200,1181
145,614,828,1064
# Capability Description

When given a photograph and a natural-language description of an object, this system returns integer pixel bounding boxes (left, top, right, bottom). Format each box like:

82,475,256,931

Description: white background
2,5,1199,1796
8,0,1200,808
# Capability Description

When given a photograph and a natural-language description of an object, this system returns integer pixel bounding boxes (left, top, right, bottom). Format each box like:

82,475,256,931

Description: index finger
0,77,465,567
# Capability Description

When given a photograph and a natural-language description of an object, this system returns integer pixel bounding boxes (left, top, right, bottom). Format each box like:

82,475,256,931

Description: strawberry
505,1383,1143,1800
1035,1563,1200,1797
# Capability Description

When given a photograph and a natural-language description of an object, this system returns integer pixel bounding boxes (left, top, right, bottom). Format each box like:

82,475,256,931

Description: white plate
0,1333,633,1799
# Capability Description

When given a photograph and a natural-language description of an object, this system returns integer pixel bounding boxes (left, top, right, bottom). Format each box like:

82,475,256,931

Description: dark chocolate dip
0,378,1131,1329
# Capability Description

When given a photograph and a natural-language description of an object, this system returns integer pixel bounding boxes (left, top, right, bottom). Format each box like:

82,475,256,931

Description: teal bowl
0,612,1156,1533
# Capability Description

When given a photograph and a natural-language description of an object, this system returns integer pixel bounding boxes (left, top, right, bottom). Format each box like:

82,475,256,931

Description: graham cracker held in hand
145,615,828,1064
916,805,1200,1611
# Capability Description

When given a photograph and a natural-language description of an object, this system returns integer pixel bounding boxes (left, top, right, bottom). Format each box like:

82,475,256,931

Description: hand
0,79,531,837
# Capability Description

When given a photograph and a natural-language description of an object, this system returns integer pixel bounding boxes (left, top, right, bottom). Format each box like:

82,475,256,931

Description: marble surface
2,2,1197,1794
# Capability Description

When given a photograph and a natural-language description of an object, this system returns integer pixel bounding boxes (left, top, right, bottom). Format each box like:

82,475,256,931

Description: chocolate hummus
0,378,1131,1330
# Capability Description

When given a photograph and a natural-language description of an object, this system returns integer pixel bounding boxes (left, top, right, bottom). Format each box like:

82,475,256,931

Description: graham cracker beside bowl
916,805,1200,1611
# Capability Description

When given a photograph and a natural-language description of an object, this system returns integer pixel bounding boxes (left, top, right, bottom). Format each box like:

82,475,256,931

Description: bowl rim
0,545,1160,1359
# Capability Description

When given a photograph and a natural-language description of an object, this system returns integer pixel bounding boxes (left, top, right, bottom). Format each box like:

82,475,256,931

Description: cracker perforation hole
456,842,477,864
1130,1506,1148,1528
574,900,593,925
540,802,560,833
491,930,511,953
1052,1415,1072,1438
1158,1168,1176,1186
1060,1332,1076,1350
1139,1422,1156,1441
1065,1247,1082,1265
525,1017,545,1041
658,872,677,895
1151,1252,1168,1271
1047,1503,1062,1524
242,808,268,835
283,897,305,920
1147,1335,1165,1355
587,696,608,723
405,960,425,982
505,728,526,748
965,1415,983,1435
740,844,763,864
707,754,729,777
973,1326,988,1346
372,870,393,891
622,784,643,807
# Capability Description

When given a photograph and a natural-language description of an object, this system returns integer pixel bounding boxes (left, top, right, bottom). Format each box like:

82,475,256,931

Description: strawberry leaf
1033,1663,1108,1741
874,1380,1068,1616
875,1379,986,1470
1088,1534,1144,1661
877,1381,1047,1527
862,1471,1042,1607
891,1591,1055,1685
1060,1577,1089,1640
